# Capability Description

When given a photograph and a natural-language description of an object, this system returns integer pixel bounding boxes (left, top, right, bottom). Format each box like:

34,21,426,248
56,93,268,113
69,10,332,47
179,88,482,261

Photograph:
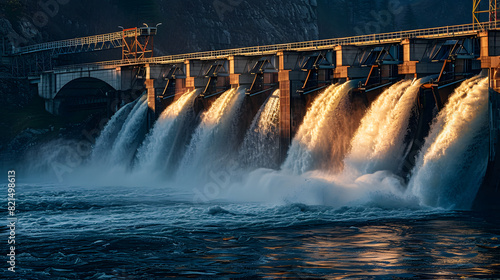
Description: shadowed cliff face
159,0,319,54
1,0,476,57
317,0,471,39
0,0,319,56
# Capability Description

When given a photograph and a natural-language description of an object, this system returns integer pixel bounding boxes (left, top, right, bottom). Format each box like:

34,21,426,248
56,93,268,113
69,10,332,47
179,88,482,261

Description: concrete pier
185,60,209,92
278,51,308,161
334,45,371,80
30,23,500,180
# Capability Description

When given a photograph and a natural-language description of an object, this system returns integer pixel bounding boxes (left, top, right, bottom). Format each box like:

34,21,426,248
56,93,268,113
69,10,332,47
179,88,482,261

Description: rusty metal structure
121,25,158,61
474,0,498,27
2,24,159,77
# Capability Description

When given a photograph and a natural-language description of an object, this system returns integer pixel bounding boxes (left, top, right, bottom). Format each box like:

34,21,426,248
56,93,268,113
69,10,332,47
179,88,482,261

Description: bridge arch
51,77,116,115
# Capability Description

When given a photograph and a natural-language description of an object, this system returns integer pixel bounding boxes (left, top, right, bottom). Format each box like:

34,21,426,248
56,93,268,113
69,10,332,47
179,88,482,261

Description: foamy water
11,76,498,279
408,77,490,209
239,89,281,169
136,90,199,175
282,82,357,174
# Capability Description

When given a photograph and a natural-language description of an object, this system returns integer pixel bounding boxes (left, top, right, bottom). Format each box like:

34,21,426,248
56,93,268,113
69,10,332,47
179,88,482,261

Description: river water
6,183,500,279
4,77,499,279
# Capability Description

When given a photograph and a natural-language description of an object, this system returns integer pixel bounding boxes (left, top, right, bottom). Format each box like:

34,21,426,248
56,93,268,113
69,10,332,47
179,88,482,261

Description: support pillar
479,31,500,92
473,87,500,210
278,51,307,163
481,30,500,171
145,64,162,130
399,39,444,79
229,56,259,88
279,70,292,162
185,59,208,91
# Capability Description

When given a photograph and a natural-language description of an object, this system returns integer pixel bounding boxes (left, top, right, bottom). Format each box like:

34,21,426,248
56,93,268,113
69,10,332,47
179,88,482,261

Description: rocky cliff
0,0,477,57
317,0,471,39
1,0,319,57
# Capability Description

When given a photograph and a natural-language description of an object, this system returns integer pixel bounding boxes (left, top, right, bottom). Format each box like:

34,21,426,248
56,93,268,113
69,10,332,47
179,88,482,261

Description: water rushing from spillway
239,89,280,169
25,76,491,210
176,87,246,181
90,97,139,163
11,71,500,280
16,76,498,279
107,96,149,167
282,82,359,174
136,90,199,175
344,79,424,175
408,77,490,209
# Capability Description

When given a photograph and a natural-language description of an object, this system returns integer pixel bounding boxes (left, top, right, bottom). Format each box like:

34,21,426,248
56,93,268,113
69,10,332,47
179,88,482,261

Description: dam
5,19,500,210
5,1,500,278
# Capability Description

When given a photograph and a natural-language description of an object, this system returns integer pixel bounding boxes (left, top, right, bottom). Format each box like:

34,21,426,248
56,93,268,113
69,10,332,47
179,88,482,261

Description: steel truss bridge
2,21,500,76
3,26,157,76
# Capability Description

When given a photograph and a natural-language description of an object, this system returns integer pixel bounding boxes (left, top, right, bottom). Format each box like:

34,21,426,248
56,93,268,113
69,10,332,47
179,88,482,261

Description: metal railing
50,21,499,71
9,29,139,55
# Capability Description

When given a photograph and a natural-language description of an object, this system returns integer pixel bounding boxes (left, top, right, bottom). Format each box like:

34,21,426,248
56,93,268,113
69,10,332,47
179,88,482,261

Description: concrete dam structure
9,21,500,210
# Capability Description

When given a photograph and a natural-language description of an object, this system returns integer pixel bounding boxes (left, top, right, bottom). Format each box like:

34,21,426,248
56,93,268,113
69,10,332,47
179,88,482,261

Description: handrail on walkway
9,29,139,55
30,21,500,72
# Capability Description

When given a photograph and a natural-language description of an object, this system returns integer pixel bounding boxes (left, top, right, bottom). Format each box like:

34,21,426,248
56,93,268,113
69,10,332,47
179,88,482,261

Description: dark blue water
4,183,500,279
3,78,496,279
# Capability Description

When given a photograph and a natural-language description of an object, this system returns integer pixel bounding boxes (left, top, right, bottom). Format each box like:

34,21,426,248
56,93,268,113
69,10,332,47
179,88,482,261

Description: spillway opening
20,74,495,211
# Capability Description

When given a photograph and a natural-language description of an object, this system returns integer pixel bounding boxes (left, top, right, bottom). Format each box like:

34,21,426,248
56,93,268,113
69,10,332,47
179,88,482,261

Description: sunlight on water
345,80,414,175
409,77,490,209
177,87,246,182
136,89,199,174
282,81,356,174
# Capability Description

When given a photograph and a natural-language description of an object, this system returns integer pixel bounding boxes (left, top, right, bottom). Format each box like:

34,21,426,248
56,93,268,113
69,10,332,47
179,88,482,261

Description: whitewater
24,77,491,208
10,76,500,279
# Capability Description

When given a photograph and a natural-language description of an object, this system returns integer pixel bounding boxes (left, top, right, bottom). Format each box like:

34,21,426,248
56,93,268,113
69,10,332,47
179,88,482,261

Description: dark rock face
1,0,319,56
1,0,476,57
317,0,471,39
158,0,319,54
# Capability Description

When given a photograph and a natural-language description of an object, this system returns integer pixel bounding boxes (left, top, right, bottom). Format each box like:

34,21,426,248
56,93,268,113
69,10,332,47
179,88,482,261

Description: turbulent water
9,184,500,279
409,77,490,209
176,87,246,182
9,77,500,279
282,81,359,174
345,80,416,175
239,89,281,169
136,90,199,175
